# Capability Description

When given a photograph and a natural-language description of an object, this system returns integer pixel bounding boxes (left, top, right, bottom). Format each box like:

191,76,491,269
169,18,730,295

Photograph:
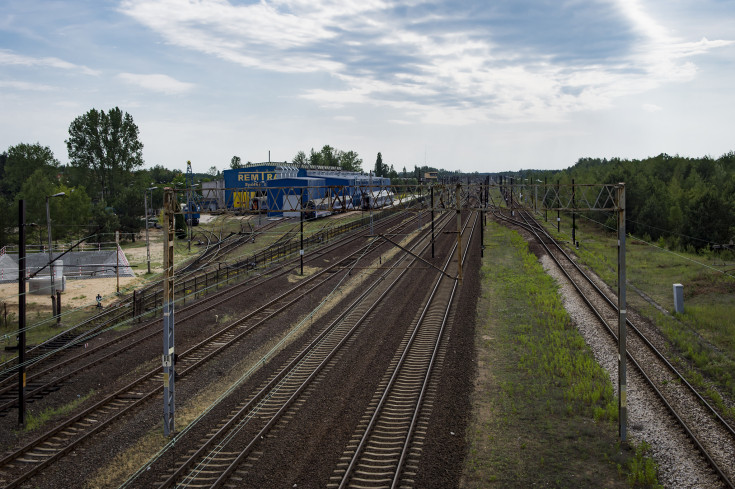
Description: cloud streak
0,49,100,76
106,1,735,124
117,73,195,95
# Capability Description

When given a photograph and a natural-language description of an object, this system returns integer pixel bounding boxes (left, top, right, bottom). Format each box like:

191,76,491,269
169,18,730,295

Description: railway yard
0,189,733,488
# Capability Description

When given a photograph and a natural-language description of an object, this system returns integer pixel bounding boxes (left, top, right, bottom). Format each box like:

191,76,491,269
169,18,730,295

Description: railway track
493,206,735,488
0,211,412,416
331,211,478,489
118,209,466,488
0,212,379,381
0,209,428,488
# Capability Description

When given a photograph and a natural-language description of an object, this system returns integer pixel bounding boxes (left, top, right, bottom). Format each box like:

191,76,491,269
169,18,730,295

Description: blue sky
1,0,733,174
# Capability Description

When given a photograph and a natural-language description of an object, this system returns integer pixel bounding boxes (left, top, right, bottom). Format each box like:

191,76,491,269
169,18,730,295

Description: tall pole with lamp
145,186,158,274
46,192,65,324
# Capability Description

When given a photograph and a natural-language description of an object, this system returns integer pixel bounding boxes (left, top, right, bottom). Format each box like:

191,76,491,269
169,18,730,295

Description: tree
17,169,91,243
207,165,218,177
148,164,178,184
55,185,92,241
0,194,12,246
66,107,144,201
112,185,145,241
292,151,308,165
2,143,60,197
230,156,243,169
17,168,57,232
683,190,732,249
374,152,385,177
88,203,120,243
339,150,362,172
309,148,322,166
388,164,398,179
319,145,339,167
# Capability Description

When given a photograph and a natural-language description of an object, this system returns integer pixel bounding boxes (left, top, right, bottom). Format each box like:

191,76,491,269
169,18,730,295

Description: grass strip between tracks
461,221,661,488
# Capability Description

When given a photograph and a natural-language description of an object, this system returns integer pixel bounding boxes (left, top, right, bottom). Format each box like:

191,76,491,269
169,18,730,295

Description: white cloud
0,80,55,91
642,103,662,112
119,0,733,124
117,73,195,95
0,49,100,76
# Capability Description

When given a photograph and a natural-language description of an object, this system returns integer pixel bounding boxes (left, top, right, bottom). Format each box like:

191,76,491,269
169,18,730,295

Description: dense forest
533,152,735,252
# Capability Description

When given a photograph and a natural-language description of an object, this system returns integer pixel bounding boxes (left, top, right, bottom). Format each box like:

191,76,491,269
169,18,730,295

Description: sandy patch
0,230,164,316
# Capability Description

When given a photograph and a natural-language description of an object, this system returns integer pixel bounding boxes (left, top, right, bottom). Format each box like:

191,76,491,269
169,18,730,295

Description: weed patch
21,390,95,432
461,222,653,488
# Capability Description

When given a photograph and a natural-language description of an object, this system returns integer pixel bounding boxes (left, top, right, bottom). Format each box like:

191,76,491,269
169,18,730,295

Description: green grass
542,215,735,412
21,389,95,432
462,221,661,488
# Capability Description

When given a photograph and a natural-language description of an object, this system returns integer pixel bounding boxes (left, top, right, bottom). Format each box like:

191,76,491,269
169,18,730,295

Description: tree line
527,152,735,251
0,107,194,247
0,105,464,249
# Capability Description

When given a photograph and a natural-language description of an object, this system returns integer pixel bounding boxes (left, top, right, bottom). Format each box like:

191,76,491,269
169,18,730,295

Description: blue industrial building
266,177,326,217
222,163,390,217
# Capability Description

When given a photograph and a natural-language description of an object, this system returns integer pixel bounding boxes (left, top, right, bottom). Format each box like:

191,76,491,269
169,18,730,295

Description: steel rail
337,210,477,489
0,209,412,385
156,210,457,488
390,211,478,488
0,209,427,489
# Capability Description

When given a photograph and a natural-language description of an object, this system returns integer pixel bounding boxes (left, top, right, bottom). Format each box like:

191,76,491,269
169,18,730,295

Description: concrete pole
163,188,176,437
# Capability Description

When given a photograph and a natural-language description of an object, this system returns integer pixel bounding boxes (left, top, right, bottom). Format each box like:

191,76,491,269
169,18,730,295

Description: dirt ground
0,228,164,317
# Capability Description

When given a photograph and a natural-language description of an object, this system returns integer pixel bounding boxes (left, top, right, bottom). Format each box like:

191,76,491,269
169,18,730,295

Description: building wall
221,165,390,215
223,165,303,210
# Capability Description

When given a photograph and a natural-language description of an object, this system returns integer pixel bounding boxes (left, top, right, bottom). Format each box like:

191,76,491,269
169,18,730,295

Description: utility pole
456,183,463,282
115,230,120,294
145,186,157,274
46,192,65,322
480,208,484,258
300,188,304,276
369,171,374,236
509,177,513,215
485,175,489,226
617,183,627,441
18,200,26,426
557,180,561,232
572,179,576,246
430,186,435,259
545,176,548,222
163,188,176,437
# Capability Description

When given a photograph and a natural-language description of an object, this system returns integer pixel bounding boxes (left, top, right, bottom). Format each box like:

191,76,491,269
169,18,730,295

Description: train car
181,203,200,226
303,197,333,219
361,189,394,210
249,194,268,211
